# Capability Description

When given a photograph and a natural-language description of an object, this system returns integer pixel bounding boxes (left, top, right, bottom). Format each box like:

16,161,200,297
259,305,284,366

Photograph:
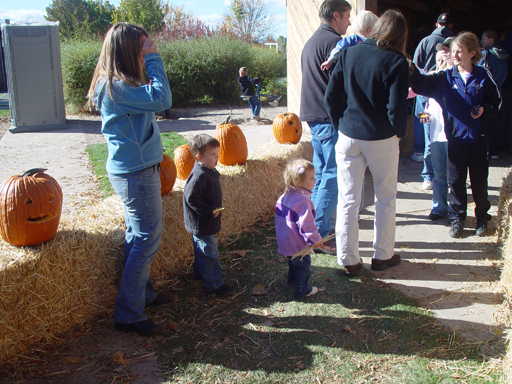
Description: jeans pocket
310,123,334,141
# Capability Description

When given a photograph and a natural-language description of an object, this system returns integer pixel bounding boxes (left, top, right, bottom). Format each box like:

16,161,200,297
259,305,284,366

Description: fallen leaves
251,283,268,295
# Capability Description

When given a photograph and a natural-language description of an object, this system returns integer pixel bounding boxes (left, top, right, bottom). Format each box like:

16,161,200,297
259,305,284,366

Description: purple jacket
275,187,322,256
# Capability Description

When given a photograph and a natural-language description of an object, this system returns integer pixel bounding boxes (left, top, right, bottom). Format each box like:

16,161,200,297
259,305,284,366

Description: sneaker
428,212,446,221
371,254,401,271
422,180,433,190
207,283,233,297
449,220,464,238
115,319,162,336
475,219,488,236
313,238,336,255
411,152,424,163
305,286,319,297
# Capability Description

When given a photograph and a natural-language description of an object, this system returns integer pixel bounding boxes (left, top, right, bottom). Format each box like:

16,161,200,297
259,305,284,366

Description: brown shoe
342,260,363,277
314,238,336,255
371,254,401,271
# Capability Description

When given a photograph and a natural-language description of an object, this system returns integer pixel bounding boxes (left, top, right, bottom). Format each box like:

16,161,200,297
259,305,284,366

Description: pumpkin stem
22,168,47,177
221,114,231,125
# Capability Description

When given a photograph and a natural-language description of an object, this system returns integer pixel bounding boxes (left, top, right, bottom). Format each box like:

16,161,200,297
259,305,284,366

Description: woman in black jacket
324,10,409,277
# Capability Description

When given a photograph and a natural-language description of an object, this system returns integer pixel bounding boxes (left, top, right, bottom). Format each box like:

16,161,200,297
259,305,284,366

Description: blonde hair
351,10,379,37
283,159,315,190
453,32,483,64
86,23,149,109
239,67,248,76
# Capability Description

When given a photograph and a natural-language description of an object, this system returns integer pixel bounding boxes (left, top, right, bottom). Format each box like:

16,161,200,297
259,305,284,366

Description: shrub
60,40,102,113
60,37,286,112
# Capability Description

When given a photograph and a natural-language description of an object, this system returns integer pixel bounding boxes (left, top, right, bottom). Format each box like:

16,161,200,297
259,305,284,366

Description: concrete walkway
0,108,507,348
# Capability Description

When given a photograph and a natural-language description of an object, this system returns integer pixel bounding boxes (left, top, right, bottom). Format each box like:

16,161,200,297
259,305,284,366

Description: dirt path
0,105,508,382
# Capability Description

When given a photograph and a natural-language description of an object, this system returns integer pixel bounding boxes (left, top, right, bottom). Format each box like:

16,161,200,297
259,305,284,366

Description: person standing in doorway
300,0,352,255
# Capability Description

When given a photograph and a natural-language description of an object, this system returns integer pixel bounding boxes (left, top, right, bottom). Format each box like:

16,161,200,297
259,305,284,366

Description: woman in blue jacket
410,32,501,238
86,23,172,336
324,10,409,277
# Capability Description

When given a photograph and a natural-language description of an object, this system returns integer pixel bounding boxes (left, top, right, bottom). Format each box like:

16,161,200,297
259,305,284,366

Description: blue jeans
430,141,450,217
308,122,338,237
192,234,224,292
415,96,434,182
108,164,162,324
287,255,313,298
247,95,261,117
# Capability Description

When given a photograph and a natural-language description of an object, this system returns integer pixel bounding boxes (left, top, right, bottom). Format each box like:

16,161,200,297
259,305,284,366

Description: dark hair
368,9,408,55
87,22,148,108
318,0,352,23
483,29,498,42
190,134,220,157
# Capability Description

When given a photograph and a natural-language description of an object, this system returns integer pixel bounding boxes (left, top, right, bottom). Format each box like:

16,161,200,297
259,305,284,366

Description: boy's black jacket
183,162,222,236
238,75,260,96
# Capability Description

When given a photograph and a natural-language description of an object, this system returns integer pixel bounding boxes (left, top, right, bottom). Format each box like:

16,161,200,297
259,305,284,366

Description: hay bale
497,168,512,381
0,139,313,369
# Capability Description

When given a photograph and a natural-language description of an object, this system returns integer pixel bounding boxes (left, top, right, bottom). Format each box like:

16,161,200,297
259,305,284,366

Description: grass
0,110,10,117
150,217,503,383
85,132,189,197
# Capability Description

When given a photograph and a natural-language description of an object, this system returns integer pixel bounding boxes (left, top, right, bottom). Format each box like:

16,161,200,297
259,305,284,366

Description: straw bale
0,139,312,369
497,168,512,381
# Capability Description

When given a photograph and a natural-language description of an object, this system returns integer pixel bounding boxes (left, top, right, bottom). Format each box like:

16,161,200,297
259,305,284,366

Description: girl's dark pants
447,137,491,223
288,255,313,298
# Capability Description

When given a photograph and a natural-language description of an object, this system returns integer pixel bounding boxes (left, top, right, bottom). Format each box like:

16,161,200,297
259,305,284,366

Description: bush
60,37,286,112
60,40,102,113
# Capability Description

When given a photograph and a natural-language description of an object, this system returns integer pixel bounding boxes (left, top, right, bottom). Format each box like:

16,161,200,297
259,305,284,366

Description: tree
159,5,212,41
223,0,277,41
112,0,168,33
45,0,114,39
46,0,91,39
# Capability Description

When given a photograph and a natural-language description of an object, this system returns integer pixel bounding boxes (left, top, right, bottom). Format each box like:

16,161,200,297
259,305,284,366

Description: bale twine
0,139,313,370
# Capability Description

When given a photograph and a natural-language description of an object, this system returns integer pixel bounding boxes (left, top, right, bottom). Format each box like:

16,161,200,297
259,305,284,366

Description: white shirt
426,98,447,143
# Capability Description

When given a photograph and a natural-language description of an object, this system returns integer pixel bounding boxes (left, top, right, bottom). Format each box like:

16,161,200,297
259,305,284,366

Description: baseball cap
435,36,455,51
437,13,453,25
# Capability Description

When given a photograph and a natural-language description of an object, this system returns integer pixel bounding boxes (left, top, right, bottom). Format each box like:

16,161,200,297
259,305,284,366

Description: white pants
335,132,399,266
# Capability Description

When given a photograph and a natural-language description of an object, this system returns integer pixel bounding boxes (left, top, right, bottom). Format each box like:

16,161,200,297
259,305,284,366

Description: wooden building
287,0,512,115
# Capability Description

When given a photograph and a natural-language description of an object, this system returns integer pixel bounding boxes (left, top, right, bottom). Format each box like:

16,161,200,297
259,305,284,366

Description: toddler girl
275,159,330,298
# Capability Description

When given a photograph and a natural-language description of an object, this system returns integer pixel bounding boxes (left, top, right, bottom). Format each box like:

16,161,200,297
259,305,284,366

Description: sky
0,0,287,37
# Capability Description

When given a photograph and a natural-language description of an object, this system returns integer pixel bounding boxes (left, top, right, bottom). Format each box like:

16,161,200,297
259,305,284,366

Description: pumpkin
214,121,248,166
174,144,195,180
159,153,177,195
0,168,63,247
273,112,302,144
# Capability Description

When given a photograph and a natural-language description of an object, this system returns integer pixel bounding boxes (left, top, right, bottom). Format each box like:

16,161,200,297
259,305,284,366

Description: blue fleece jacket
410,64,501,143
94,52,172,174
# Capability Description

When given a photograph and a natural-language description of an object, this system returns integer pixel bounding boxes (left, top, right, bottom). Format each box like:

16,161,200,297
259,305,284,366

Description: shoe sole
313,248,336,255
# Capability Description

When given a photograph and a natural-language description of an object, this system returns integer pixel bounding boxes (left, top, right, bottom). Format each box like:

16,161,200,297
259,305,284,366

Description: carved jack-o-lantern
0,168,63,247
273,112,302,144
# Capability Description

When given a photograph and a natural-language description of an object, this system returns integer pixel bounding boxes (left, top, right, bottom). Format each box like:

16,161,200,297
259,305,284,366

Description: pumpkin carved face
159,153,177,195
0,168,63,247
174,144,195,180
273,112,302,144
214,122,248,165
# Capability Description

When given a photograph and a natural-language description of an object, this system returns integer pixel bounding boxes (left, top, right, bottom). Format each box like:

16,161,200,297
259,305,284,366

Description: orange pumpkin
273,112,302,144
174,144,195,180
214,122,248,165
159,153,177,195
0,168,63,246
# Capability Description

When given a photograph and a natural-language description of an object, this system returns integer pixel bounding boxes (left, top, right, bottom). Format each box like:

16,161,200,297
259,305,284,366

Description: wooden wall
286,0,359,117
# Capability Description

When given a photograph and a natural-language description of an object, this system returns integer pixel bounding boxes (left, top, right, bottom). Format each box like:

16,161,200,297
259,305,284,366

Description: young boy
183,134,232,296
237,67,261,120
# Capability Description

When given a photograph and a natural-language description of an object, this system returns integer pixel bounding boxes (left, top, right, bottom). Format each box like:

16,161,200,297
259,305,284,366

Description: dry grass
497,168,512,382
0,139,313,370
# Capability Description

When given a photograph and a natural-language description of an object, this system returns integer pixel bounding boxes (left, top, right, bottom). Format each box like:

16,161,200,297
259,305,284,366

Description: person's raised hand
142,36,158,57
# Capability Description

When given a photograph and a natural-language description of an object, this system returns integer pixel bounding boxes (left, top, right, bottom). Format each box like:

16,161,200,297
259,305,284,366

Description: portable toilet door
1,21,67,133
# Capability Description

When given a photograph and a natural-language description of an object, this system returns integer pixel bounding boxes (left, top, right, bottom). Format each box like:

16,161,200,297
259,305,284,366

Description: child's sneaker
305,286,319,297
208,283,233,297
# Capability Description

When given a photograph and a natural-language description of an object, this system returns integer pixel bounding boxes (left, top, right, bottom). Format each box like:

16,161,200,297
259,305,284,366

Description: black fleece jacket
300,23,341,123
324,39,409,140
183,161,222,236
